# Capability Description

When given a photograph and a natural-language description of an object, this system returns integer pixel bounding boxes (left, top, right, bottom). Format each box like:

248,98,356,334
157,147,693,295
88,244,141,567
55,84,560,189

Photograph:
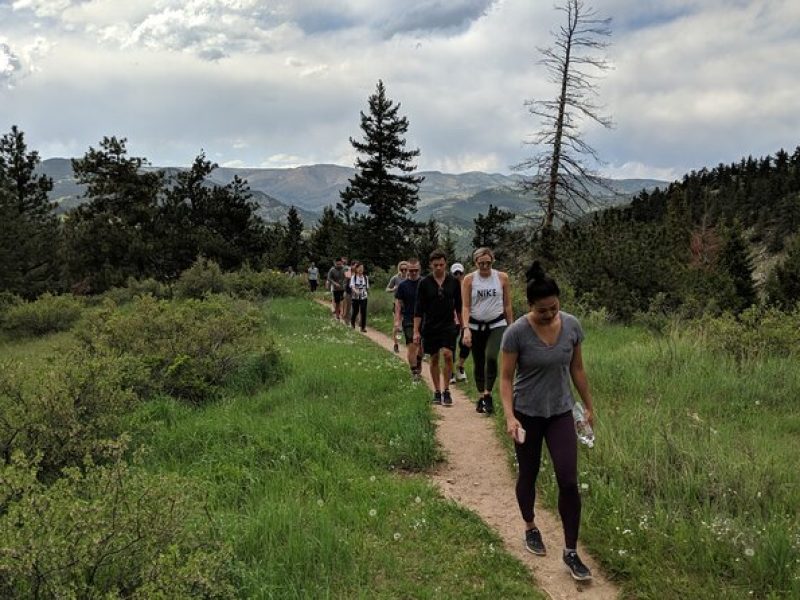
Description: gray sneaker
524,528,546,556
563,550,592,581
442,389,453,406
432,391,442,405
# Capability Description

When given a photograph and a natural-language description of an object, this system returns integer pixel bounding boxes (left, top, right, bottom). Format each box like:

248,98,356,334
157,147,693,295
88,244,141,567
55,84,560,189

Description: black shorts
422,328,457,356
333,290,344,303
402,321,415,344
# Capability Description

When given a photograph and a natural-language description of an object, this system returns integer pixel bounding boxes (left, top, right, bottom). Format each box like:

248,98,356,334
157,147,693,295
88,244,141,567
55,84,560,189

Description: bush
174,256,226,299
1,293,84,337
223,265,308,299
692,305,800,361
104,277,173,305
0,453,236,599
76,295,281,403
0,352,143,477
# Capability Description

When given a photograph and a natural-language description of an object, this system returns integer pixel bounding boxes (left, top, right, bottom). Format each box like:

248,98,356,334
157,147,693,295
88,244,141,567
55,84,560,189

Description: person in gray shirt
499,261,596,582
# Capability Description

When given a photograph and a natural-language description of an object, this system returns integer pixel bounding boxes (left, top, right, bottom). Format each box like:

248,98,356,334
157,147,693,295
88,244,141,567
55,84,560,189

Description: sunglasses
407,268,420,273
476,260,492,267
400,269,408,272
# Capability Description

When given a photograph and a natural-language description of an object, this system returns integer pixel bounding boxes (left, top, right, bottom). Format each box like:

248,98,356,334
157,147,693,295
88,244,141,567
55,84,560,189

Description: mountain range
38,158,667,229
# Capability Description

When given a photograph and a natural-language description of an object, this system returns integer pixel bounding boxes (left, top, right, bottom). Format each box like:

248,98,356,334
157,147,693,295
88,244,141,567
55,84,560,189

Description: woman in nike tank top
460,247,513,414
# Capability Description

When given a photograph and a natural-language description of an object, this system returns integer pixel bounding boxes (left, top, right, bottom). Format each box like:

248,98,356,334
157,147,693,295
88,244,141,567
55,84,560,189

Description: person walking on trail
499,261,595,582
342,258,354,323
449,263,470,385
413,249,463,407
461,248,513,415
394,258,423,381
387,261,409,352
326,257,346,320
349,261,369,332
307,262,319,292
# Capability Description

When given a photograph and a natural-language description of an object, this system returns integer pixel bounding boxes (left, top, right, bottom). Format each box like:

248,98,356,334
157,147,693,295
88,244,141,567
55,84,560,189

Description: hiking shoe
456,367,467,382
476,398,485,413
524,528,546,556
484,394,494,415
412,371,422,384
432,391,442,405
449,374,456,385
442,389,453,407
563,550,592,581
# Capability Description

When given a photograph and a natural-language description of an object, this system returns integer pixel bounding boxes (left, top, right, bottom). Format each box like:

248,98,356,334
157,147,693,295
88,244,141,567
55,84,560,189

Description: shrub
0,453,236,599
0,352,143,477
76,295,280,403
1,293,84,337
104,277,173,305
174,256,226,299
223,265,308,299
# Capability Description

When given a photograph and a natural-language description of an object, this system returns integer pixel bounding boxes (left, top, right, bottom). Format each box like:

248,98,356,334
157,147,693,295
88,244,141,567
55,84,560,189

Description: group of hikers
317,248,596,582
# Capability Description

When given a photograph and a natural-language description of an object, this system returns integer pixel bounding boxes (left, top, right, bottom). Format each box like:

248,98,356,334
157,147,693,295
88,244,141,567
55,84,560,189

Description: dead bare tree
516,0,613,249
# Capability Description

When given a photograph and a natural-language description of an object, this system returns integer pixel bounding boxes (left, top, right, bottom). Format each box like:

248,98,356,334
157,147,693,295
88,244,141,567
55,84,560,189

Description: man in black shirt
394,257,423,381
413,249,463,406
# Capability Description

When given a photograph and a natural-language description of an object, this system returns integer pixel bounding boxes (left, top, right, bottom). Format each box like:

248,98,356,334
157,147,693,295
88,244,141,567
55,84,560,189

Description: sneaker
484,394,494,415
456,367,467,382
476,398,485,413
432,391,442,405
449,374,456,385
412,370,421,384
360,328,367,332
442,389,453,407
563,550,592,581
524,528,546,556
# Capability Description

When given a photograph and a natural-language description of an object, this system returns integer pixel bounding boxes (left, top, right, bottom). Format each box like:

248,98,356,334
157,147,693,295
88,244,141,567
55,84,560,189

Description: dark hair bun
526,261,546,283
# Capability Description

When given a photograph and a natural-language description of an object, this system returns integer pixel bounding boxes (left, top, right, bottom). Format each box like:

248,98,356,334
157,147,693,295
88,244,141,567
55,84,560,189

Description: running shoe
449,374,456,385
484,394,494,415
524,528,546,556
456,367,467,382
432,391,442,405
360,328,367,332
442,389,453,406
476,397,485,413
563,550,592,581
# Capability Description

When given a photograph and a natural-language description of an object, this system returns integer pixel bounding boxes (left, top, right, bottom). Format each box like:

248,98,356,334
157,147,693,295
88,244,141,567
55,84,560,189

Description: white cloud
12,0,74,18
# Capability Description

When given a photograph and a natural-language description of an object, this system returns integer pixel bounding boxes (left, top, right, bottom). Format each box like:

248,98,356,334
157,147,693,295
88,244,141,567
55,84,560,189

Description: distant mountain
36,158,667,227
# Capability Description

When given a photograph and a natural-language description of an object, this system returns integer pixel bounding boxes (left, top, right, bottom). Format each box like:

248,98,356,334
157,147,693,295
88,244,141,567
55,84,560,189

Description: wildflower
370,475,376,482
415,496,422,504
369,509,377,517
744,548,755,557
393,532,401,541
317,499,324,507
618,549,627,556
580,483,589,491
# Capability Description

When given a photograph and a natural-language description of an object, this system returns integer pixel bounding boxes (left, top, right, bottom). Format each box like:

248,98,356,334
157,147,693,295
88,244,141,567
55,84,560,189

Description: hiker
387,261,409,351
499,261,595,582
394,257,423,381
307,262,319,292
349,261,369,332
342,257,354,323
326,257,346,320
413,249,462,406
460,248,513,414
449,262,469,385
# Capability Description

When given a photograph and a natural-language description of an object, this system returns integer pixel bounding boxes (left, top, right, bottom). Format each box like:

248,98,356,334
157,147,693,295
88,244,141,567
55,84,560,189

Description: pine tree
283,206,305,269
414,217,440,265
717,222,757,313
309,206,347,267
473,204,514,250
339,80,422,268
0,126,60,297
765,234,800,309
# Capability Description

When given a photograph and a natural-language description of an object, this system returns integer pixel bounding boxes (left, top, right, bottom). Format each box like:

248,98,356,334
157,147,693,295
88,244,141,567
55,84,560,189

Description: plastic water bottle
393,332,402,353
572,402,595,448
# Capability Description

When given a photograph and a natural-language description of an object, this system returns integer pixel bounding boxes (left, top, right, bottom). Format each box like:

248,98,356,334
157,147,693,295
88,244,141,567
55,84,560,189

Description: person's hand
506,416,522,440
413,331,421,345
584,407,594,429
461,328,472,348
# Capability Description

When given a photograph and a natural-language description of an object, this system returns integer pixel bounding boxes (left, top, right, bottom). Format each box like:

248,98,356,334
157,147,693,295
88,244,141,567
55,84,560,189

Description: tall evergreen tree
414,217,440,266
339,80,422,268
0,126,60,297
717,222,757,313
765,234,800,309
309,206,347,267
473,204,514,250
283,206,305,269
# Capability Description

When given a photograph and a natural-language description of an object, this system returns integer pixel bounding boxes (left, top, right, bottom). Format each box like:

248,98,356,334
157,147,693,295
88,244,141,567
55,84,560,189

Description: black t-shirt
414,273,462,335
395,278,421,323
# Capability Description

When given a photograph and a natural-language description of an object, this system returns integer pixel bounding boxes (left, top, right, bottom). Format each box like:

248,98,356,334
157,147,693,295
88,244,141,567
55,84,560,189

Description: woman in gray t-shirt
499,261,596,582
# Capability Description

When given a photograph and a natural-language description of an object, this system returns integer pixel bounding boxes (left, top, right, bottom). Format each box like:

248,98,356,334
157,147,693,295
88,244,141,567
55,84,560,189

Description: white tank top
470,269,506,329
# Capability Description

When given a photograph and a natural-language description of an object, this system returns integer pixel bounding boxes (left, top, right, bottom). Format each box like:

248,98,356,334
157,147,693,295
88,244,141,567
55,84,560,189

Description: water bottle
572,402,595,448
393,331,402,353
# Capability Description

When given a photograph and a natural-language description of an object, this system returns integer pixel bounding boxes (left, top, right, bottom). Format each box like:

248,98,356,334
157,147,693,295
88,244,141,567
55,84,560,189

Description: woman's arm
569,343,594,427
461,274,473,347
500,350,521,438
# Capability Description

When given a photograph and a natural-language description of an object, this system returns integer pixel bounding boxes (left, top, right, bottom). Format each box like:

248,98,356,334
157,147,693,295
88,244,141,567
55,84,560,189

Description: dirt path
321,300,619,599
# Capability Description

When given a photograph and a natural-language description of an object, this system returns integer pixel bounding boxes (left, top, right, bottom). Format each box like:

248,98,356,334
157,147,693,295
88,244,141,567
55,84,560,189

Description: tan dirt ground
318,301,619,599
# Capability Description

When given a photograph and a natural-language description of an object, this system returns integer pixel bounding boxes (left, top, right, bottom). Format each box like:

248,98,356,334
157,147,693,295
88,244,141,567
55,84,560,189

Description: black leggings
471,326,505,393
514,409,581,549
351,298,367,329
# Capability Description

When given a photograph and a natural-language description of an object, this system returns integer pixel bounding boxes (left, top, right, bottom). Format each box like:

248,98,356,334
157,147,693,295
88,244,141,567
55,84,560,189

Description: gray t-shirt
500,311,584,418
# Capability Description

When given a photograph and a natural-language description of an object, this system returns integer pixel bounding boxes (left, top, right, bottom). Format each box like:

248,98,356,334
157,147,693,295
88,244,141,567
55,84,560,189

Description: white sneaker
456,368,467,382
449,375,456,385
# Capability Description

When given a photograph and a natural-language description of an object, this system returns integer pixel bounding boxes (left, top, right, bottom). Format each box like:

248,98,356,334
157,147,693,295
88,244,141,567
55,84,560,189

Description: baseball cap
450,262,465,275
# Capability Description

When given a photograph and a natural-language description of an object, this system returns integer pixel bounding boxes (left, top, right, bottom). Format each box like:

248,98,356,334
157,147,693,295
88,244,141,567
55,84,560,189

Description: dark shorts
422,328,457,356
333,290,344,303
310,280,318,292
402,321,415,345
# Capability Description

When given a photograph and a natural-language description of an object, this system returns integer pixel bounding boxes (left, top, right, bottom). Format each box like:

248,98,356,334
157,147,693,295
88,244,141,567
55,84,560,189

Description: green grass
128,298,540,598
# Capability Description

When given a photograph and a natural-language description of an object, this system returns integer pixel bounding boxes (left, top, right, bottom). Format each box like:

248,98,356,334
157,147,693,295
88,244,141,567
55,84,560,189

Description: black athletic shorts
422,327,457,356
333,290,344,303
402,321,415,344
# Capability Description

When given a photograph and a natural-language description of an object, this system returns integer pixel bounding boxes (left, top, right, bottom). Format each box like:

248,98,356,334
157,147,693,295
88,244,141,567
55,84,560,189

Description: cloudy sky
2,0,799,180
